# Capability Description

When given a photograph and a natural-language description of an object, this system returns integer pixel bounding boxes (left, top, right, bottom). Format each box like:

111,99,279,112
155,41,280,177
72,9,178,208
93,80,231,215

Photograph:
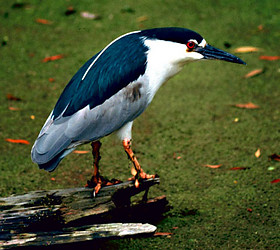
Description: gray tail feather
36,148,75,172
38,151,64,172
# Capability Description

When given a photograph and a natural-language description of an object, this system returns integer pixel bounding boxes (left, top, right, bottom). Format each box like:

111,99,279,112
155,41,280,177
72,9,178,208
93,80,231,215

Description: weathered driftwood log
0,177,168,248
0,223,157,249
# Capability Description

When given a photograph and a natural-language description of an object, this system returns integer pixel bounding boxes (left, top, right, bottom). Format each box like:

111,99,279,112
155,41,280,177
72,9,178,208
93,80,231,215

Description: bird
31,27,245,195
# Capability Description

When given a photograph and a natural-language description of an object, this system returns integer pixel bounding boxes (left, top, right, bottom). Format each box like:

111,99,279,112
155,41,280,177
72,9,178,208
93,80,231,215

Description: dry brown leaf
258,24,263,31
203,164,222,169
255,148,261,158
259,55,280,61
65,6,76,16
5,138,30,145
8,107,20,111
137,15,148,22
244,68,263,78
230,167,249,170
233,46,260,53
6,93,22,101
73,150,89,154
233,102,260,109
269,154,280,162
42,54,64,63
36,18,52,25
154,232,173,236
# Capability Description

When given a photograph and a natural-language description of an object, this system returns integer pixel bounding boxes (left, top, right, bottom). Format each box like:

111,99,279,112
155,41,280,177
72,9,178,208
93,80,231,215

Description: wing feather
31,32,148,171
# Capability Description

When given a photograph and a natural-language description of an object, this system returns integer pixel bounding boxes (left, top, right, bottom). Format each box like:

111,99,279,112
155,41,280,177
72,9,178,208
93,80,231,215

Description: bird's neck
144,39,186,103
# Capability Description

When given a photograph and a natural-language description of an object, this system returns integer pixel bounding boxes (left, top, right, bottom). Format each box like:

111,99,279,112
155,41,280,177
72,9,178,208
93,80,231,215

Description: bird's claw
87,176,122,198
129,171,156,188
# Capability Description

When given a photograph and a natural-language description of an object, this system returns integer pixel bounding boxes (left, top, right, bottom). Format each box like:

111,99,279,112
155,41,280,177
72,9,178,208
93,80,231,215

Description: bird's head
185,38,246,65
140,27,246,66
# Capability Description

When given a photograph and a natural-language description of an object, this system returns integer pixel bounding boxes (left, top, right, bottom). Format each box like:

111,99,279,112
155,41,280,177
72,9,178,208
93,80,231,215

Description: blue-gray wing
31,32,148,171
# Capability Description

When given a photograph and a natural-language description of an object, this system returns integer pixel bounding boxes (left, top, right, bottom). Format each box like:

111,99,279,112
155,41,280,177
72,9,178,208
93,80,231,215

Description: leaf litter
232,102,260,109
244,69,264,78
5,138,30,145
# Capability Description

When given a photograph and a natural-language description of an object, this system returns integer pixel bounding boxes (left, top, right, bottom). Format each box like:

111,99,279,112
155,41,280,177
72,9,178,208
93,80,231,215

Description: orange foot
86,176,122,196
128,166,156,188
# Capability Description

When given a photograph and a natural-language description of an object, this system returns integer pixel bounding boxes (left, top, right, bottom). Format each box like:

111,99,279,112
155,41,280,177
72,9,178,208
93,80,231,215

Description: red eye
187,41,196,49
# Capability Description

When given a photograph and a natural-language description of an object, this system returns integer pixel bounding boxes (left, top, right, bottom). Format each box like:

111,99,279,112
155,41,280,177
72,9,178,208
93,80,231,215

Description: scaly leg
88,141,102,195
86,141,122,196
122,138,155,187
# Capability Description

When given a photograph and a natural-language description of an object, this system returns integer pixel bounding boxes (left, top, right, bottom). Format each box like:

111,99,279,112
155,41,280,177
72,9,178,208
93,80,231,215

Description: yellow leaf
233,46,261,53
244,68,263,78
255,148,261,158
203,164,222,169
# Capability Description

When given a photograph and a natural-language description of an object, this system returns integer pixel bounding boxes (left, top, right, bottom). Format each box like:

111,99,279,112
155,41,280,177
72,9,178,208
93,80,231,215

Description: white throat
143,39,193,103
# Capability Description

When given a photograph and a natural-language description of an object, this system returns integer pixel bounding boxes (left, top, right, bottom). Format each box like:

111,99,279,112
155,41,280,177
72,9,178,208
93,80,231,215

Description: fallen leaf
234,117,239,122
259,55,280,61
203,164,222,169
36,18,52,25
51,177,56,181
173,153,182,160
73,150,89,154
80,12,101,20
42,54,64,63
267,166,275,171
65,6,76,16
233,102,260,109
230,167,249,170
5,138,30,145
6,93,22,101
269,154,280,162
8,107,20,111
247,208,253,212
154,232,173,236
258,24,263,31
244,68,264,78
270,179,280,184
48,77,55,82
30,115,35,120
172,227,179,230
255,148,261,158
137,15,148,22
233,46,260,53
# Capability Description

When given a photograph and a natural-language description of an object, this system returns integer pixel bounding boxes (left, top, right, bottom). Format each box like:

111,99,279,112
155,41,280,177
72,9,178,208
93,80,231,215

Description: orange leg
122,138,155,187
86,141,122,196
89,141,102,195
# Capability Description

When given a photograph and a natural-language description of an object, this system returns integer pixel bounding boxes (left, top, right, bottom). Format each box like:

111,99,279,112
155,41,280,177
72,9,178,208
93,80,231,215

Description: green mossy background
1,0,280,249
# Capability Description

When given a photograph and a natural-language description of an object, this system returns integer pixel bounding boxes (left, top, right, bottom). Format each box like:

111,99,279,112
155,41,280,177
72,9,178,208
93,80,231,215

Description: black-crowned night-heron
31,27,245,195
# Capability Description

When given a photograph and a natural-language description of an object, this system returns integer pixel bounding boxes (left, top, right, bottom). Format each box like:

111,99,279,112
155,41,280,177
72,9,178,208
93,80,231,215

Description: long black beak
196,44,246,65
